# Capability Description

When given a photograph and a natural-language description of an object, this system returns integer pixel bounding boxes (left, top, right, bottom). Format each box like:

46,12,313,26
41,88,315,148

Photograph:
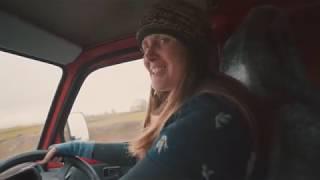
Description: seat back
221,5,320,180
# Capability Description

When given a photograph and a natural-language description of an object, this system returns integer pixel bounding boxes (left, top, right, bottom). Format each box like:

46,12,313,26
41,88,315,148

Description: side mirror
65,112,90,141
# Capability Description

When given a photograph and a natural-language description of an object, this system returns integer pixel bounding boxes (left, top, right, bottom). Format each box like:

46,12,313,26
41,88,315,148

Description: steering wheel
0,150,101,180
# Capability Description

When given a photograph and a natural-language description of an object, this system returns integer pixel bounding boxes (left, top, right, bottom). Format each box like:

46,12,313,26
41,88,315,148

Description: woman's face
142,34,189,92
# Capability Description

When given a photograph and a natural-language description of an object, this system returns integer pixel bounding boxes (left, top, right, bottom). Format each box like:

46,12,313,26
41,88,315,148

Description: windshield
65,60,150,142
0,51,62,160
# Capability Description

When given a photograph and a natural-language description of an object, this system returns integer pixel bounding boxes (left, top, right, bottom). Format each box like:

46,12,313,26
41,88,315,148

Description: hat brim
136,24,190,48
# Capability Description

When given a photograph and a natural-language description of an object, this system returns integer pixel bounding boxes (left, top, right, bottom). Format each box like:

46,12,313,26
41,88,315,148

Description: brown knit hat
136,0,213,58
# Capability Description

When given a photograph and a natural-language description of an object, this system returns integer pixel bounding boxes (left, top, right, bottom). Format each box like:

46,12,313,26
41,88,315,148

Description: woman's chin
151,84,171,92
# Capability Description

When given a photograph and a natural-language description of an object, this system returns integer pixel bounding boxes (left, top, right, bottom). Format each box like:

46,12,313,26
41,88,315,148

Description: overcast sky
0,51,150,129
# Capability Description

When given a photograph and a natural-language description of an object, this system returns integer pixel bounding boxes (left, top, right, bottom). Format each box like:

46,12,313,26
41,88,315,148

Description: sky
71,59,150,115
0,51,150,129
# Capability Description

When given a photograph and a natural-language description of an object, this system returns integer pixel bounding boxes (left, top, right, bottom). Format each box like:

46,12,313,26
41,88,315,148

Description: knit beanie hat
136,0,213,59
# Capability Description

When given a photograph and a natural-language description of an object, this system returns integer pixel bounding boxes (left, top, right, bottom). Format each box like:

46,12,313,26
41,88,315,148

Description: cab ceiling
0,0,206,65
0,0,158,48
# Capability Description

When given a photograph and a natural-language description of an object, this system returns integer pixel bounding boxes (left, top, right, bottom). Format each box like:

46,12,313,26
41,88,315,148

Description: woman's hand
38,146,61,165
37,141,94,165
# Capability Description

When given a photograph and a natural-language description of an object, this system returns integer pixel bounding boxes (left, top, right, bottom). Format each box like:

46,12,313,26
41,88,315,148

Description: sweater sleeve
52,141,94,159
52,141,136,166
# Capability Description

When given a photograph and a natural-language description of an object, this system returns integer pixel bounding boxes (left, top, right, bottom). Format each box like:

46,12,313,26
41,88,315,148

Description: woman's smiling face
142,34,189,92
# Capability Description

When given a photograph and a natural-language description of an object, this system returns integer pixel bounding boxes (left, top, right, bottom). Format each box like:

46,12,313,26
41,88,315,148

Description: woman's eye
160,37,169,44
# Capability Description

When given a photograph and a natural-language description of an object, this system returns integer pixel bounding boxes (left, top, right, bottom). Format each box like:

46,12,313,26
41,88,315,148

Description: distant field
0,111,146,160
0,124,42,160
88,111,145,142
0,125,41,142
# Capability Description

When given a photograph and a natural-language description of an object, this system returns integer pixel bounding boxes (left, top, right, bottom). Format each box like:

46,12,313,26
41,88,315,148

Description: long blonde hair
128,48,213,159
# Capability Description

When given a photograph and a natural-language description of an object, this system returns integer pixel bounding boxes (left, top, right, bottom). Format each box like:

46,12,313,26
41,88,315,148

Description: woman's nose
144,46,156,62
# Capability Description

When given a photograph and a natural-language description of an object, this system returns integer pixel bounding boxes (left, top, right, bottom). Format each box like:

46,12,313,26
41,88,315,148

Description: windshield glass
66,60,150,142
0,51,62,160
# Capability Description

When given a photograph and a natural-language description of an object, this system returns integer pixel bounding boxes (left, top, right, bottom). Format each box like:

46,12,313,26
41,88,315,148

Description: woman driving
40,0,254,179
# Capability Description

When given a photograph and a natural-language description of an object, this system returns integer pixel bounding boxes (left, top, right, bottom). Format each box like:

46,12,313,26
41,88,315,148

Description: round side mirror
65,112,90,141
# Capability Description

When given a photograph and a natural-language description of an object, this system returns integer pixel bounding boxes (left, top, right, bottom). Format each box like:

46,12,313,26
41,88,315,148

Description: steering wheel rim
0,150,101,180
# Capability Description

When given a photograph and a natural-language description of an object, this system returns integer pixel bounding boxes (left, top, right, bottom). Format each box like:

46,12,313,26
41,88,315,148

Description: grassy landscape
87,111,145,142
0,111,146,160
0,124,42,160
0,125,42,142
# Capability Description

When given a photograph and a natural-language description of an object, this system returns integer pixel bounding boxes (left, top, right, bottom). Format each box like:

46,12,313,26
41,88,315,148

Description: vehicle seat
221,5,320,180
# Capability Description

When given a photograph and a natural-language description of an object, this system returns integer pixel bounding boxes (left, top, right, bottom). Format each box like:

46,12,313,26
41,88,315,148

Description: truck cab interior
0,0,319,179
